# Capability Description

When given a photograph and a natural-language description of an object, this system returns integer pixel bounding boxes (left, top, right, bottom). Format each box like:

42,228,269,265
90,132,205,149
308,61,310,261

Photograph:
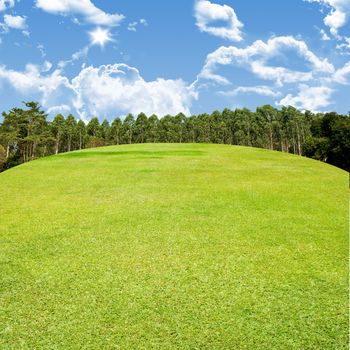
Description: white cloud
71,64,197,120
128,19,148,32
333,61,350,84
37,44,46,58
199,36,334,86
220,85,282,98
277,84,334,111
0,63,70,97
0,0,14,12
194,0,243,41
3,14,26,29
42,61,52,72
47,104,72,115
320,28,331,40
0,63,196,120
140,19,148,26
0,62,77,121
336,37,350,54
35,0,125,26
58,46,89,69
304,0,350,38
127,21,138,32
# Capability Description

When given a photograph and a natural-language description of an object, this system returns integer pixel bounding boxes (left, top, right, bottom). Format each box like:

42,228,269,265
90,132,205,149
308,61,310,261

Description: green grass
0,143,348,349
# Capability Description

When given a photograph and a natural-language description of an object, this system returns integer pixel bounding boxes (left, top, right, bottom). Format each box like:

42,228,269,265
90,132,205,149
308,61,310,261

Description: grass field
0,143,348,349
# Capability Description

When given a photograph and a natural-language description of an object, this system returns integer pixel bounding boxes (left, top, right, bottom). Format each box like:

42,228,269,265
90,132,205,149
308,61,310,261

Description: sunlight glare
89,27,112,47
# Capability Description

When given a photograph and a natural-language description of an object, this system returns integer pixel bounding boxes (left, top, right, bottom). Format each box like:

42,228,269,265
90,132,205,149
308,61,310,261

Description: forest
0,102,349,172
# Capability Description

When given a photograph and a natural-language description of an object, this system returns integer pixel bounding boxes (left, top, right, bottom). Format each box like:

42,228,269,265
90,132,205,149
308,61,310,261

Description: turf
0,143,348,349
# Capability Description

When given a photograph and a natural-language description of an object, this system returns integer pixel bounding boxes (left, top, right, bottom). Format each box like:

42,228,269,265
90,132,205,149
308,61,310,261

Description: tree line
0,102,349,172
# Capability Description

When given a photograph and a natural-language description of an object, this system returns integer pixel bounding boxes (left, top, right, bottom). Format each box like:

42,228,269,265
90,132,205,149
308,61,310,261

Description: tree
231,108,253,146
122,114,135,144
185,116,197,143
1,102,349,173
0,144,6,170
76,120,86,150
0,109,22,159
158,115,178,142
196,113,211,143
256,105,278,150
87,117,104,148
65,114,77,152
280,106,305,155
2,102,48,162
304,112,350,171
23,102,48,161
222,108,234,144
101,119,111,144
210,110,227,144
87,117,101,137
110,117,122,145
146,114,159,143
51,114,65,155
327,114,350,171
135,113,148,143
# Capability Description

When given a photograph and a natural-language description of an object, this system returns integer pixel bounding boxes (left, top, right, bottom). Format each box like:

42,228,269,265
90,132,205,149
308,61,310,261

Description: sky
0,0,349,121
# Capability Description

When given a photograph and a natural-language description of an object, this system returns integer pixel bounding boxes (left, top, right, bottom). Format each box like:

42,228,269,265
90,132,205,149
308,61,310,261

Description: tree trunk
292,135,296,154
247,124,251,146
269,126,273,150
55,131,60,155
296,123,302,156
32,142,36,160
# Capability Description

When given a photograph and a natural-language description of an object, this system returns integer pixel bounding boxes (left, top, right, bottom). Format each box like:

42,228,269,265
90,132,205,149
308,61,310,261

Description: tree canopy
0,102,349,172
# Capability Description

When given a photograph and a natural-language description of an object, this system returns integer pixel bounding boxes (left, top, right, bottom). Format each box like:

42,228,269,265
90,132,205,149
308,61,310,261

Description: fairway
0,143,348,349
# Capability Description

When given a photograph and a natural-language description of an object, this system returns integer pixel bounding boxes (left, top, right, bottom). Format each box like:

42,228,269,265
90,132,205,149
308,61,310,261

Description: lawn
0,143,348,349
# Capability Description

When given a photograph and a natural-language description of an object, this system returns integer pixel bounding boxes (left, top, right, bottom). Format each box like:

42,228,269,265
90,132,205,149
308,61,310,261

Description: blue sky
0,0,349,121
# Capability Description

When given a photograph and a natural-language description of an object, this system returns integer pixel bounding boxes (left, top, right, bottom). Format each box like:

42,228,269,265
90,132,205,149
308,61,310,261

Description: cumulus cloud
0,63,196,120
3,14,26,29
35,0,125,26
0,63,71,103
0,63,77,119
304,0,350,38
0,0,14,12
199,36,334,86
71,64,197,120
277,84,334,111
194,0,243,41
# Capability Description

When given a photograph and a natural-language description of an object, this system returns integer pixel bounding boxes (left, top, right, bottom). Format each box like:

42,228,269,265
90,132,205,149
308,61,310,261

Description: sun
89,27,112,47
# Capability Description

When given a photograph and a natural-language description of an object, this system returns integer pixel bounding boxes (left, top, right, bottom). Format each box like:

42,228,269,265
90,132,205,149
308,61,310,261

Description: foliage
0,102,349,172
0,144,6,170
303,112,350,171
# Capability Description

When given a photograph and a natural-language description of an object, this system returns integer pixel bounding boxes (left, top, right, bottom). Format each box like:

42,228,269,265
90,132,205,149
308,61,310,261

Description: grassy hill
0,143,348,349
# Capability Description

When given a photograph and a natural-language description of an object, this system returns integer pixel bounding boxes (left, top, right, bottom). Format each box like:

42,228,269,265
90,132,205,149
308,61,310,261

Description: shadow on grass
57,150,205,159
